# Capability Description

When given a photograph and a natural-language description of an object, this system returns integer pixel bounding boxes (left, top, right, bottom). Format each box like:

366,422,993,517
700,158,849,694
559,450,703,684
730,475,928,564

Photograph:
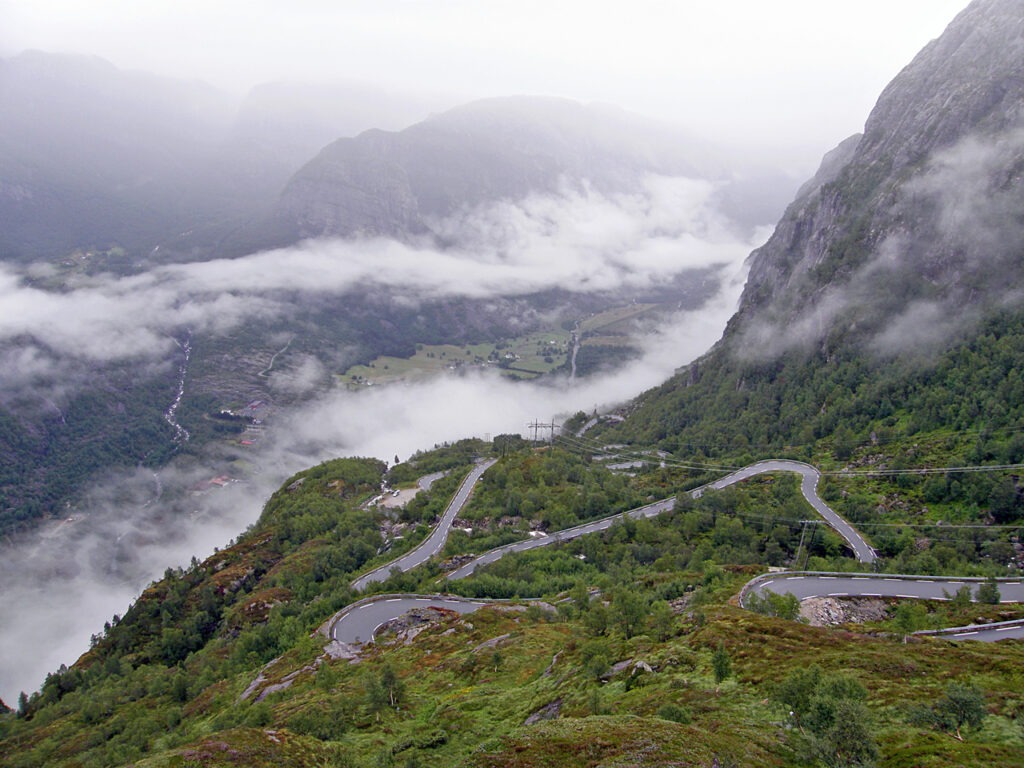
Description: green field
579,302,660,336
341,331,571,387
339,302,676,388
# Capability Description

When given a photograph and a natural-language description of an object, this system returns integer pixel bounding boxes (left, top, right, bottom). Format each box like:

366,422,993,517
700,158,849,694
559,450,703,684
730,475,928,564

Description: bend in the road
448,460,874,580
352,459,497,592
328,592,493,645
703,460,875,564
330,458,889,648
742,571,1024,642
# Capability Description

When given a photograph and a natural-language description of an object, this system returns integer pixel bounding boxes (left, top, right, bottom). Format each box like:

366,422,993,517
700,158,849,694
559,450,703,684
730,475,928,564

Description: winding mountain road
701,460,876,564
447,498,675,580
745,572,1024,642
351,459,496,591
331,594,492,644
328,457,1019,644
449,459,873,580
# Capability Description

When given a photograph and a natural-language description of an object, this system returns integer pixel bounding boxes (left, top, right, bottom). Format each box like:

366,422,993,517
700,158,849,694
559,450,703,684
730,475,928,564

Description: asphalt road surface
334,458,1016,644
701,460,876,563
747,572,1024,641
331,595,491,644
450,459,874,579
447,498,674,580
351,459,497,591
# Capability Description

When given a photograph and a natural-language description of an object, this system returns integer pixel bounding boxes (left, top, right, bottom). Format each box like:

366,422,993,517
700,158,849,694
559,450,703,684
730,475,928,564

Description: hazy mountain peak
268,94,776,246
732,0,1024,360
859,0,1024,169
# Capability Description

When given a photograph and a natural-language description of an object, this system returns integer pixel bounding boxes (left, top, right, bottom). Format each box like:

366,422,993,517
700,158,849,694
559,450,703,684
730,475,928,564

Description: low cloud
0,260,750,704
910,126,1024,263
870,300,979,357
738,124,1024,361
267,353,329,396
0,176,754,368
0,174,764,702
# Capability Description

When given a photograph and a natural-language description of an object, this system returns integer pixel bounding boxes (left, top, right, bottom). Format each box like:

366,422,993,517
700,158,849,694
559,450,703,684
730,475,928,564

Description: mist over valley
6,4,1024,767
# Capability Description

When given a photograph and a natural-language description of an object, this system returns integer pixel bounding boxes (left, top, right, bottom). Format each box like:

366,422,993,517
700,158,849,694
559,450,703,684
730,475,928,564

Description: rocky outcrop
859,0,1024,169
800,597,888,627
732,0,1024,358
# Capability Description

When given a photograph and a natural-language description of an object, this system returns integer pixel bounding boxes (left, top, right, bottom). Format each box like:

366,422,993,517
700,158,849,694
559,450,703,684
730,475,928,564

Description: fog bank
0,254,750,703
0,171,770,700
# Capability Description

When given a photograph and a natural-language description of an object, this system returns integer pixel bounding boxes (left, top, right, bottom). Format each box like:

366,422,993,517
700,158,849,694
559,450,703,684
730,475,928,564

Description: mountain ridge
733,0,1024,360
265,94,792,247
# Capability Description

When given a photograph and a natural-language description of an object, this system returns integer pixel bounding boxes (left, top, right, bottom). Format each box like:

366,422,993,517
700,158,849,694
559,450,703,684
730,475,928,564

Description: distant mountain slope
0,53,454,263
0,51,239,260
222,80,449,204
260,95,792,246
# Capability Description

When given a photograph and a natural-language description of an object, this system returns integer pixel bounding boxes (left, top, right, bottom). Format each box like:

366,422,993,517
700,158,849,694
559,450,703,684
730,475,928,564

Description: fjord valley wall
5,1,1024,765
0,70,779,540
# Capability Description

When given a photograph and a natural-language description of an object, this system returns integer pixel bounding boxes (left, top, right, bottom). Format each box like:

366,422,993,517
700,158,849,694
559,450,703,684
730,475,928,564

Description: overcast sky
1,0,969,167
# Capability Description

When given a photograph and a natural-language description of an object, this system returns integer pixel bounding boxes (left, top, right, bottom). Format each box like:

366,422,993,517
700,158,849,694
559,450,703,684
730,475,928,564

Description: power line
528,420,558,443
555,430,1024,480
854,521,1024,530
555,433,742,473
822,463,1024,476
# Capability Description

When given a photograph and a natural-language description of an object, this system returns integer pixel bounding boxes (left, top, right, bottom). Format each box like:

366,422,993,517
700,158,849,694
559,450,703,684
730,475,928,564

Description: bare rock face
279,130,424,239
733,0,1024,359
524,698,562,725
860,0,1024,169
377,606,457,644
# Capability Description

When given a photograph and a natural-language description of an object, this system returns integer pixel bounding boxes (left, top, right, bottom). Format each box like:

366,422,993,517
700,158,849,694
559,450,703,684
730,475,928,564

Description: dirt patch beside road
801,596,888,627
378,487,420,508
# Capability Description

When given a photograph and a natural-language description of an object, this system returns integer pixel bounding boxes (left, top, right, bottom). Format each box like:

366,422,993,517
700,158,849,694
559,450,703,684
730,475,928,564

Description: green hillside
2,440,1022,767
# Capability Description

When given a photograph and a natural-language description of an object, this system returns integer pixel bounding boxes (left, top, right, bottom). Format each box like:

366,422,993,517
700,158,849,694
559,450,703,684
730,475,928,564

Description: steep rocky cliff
733,0,1024,359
